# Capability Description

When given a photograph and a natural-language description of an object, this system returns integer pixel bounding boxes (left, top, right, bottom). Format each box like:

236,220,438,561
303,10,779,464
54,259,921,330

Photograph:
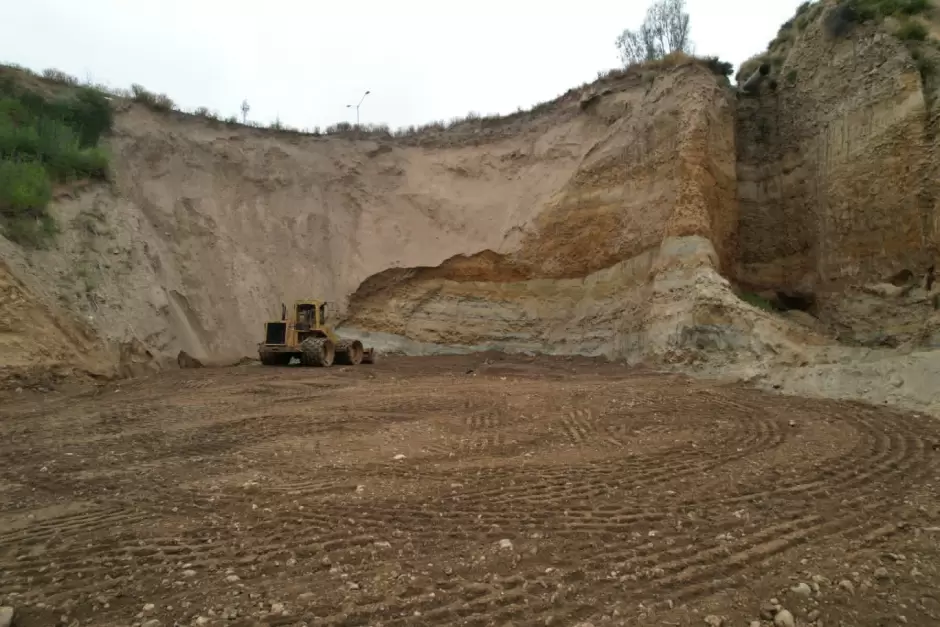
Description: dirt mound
2,356,938,626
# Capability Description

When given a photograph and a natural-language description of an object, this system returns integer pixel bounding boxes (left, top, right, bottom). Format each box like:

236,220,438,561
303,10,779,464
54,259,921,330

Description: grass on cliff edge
0,76,111,247
4,53,733,148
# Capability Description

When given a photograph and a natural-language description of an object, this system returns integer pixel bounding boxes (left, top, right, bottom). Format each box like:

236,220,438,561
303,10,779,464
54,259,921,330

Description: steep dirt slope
735,0,940,348
343,64,824,366
0,260,115,388
1,78,609,370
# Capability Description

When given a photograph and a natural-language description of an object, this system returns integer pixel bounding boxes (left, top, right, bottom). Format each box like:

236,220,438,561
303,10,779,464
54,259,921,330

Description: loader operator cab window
319,304,327,325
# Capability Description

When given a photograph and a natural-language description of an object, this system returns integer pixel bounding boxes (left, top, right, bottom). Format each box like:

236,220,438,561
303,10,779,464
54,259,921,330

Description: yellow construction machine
258,300,375,367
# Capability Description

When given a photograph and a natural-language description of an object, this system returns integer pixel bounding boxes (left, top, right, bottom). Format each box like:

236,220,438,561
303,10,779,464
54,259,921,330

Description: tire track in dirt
2,357,939,627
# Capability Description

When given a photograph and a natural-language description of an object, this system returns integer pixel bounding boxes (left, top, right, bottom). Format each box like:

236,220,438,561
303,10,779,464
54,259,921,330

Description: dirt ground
2,354,940,627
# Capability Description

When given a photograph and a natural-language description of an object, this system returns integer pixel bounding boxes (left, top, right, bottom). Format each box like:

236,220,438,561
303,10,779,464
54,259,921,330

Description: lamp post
347,90,370,126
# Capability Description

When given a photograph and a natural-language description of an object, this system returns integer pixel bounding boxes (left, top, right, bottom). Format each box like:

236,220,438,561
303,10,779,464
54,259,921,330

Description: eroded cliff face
735,8,940,347
342,64,778,362
5,64,750,376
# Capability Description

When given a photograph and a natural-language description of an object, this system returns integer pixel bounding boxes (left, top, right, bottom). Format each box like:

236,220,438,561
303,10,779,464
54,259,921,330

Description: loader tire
335,339,364,366
300,337,335,367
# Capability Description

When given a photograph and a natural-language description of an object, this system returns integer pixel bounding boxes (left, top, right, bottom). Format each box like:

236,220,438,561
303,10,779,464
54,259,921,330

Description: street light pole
346,90,370,126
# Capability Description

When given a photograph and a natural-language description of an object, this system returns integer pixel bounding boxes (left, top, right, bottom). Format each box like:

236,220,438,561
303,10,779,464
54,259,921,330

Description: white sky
6,0,805,130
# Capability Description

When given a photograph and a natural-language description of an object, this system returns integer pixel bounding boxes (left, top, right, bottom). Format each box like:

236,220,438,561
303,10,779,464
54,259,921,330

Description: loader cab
292,300,330,331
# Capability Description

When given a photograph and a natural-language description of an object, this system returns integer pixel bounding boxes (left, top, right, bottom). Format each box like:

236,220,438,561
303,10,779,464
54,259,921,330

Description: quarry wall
2,1,940,392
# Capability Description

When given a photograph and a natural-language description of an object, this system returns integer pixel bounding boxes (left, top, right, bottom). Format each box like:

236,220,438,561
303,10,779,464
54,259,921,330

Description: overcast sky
6,0,805,130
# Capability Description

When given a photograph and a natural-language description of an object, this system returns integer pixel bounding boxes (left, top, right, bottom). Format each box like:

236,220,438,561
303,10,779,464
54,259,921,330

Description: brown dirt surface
2,355,940,627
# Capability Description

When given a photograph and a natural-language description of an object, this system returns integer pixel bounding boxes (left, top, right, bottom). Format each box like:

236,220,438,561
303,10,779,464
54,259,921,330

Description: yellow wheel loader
258,300,375,367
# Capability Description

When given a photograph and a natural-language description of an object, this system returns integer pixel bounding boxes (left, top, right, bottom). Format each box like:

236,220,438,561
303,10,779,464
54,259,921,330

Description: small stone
297,592,316,602
498,539,513,550
0,608,13,627
790,582,813,597
374,541,392,549
355,485,365,493
760,603,778,620
142,621,161,627
749,622,761,627
838,579,855,594
774,609,796,627
789,420,797,427
270,602,285,614
874,567,890,581
194,618,209,626
393,454,406,461
808,609,821,621
346,582,360,590
143,603,156,613
182,569,197,578
225,574,240,583
704,615,723,627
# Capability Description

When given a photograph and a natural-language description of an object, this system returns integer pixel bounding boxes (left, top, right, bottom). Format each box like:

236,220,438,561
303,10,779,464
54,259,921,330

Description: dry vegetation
1,50,733,150
737,0,940,88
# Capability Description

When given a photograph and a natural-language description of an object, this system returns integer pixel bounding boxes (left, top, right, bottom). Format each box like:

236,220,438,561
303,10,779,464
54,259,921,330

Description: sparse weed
42,68,79,86
826,0,932,38
130,84,175,112
739,292,778,312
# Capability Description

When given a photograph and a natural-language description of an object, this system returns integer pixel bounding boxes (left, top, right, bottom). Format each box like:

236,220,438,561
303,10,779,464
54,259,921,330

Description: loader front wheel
300,337,335,367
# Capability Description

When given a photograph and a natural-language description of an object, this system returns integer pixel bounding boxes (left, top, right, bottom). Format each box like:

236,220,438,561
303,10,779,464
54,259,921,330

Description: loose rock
0,607,13,627
874,567,890,581
838,579,855,594
790,582,813,597
225,574,240,583
143,603,156,613
498,538,513,550
704,615,723,627
774,609,796,627
760,603,779,620
142,620,162,627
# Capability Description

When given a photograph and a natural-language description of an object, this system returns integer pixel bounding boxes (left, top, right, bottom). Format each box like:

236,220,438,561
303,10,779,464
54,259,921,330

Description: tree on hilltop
615,0,693,66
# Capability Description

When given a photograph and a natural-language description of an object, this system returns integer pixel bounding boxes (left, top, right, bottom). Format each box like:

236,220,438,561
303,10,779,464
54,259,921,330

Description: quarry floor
2,355,940,627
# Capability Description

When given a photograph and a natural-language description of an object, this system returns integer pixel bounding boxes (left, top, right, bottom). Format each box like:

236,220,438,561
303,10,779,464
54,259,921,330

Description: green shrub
0,159,51,213
826,0,932,37
896,19,928,41
0,159,55,246
0,79,112,246
130,84,175,111
739,292,777,312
